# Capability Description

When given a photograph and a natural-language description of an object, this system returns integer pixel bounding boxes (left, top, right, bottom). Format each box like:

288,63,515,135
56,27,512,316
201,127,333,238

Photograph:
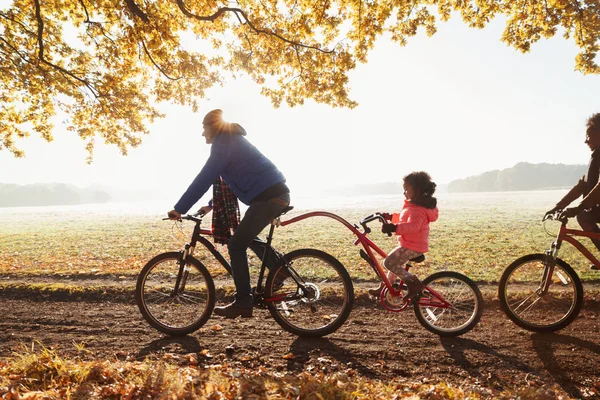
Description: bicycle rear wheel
414,271,483,337
498,254,583,332
136,252,215,336
265,249,354,337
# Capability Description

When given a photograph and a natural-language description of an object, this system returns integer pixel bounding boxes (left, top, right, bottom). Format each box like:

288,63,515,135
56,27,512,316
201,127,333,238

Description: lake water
0,189,568,217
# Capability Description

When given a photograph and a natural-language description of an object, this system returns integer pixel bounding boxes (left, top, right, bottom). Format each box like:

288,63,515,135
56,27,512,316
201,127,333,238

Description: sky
1,12,600,200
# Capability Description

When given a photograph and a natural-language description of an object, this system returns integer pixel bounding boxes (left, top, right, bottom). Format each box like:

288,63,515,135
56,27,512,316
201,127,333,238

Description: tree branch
79,0,116,45
0,37,33,65
140,38,182,81
124,0,149,23
33,0,100,98
0,11,36,36
294,46,306,80
174,0,334,54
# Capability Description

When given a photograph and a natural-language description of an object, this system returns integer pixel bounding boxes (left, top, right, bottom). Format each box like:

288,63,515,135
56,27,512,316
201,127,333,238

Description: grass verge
0,344,571,399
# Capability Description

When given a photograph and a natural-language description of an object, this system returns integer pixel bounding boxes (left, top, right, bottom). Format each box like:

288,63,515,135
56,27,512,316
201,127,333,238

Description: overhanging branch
140,38,182,81
33,0,100,98
175,0,334,54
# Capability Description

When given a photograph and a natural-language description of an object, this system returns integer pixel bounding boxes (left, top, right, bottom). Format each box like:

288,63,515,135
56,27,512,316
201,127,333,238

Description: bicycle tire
265,249,354,337
498,254,583,332
414,271,483,337
136,252,215,336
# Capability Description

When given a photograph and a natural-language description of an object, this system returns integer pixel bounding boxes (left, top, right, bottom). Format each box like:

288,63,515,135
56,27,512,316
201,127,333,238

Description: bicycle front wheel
265,249,354,337
498,254,583,332
414,271,483,337
136,252,215,336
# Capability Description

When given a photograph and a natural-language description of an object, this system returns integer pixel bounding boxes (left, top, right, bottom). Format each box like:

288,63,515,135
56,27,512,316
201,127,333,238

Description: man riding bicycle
546,113,600,252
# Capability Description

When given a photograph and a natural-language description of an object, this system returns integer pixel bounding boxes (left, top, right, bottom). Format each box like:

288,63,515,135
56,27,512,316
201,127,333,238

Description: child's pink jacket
394,200,439,253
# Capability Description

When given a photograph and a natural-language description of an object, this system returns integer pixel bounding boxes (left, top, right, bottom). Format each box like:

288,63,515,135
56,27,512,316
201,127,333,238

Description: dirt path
1,286,600,398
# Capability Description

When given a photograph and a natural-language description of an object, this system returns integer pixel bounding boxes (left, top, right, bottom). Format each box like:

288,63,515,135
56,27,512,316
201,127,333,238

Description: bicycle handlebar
543,211,568,225
162,211,206,223
358,212,392,236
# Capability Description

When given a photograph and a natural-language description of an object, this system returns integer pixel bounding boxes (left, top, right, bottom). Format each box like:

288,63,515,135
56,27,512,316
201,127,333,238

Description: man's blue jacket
174,125,286,214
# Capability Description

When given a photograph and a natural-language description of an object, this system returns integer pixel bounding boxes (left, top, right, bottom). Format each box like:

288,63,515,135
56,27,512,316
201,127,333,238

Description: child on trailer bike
368,171,439,301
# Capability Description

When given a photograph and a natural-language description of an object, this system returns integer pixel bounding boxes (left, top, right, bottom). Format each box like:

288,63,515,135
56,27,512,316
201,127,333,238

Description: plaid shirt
212,177,240,244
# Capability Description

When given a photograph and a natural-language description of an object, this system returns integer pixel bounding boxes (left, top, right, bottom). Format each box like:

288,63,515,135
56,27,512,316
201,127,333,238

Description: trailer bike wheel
414,271,483,337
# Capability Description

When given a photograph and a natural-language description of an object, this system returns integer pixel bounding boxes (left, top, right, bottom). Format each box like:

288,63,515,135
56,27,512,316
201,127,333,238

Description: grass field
1,190,598,283
1,190,596,399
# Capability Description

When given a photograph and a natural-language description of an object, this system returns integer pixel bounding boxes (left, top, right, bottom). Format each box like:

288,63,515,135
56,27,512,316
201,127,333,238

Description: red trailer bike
281,211,483,337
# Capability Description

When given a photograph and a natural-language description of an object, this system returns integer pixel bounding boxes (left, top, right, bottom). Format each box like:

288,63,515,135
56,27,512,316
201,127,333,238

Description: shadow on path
440,336,536,378
137,335,203,359
531,332,600,398
286,336,375,377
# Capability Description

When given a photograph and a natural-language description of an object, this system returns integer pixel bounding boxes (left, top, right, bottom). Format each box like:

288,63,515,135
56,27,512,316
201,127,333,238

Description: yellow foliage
1,0,599,158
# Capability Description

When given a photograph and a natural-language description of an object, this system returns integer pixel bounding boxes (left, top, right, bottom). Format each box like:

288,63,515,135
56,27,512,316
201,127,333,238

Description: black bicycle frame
174,218,306,304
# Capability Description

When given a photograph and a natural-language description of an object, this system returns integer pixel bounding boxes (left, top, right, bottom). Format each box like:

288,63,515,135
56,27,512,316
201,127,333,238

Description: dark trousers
227,193,290,307
576,207,600,252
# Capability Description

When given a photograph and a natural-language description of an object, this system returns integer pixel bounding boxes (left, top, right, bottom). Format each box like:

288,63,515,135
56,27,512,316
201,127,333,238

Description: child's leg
383,246,421,279
368,247,421,298
384,246,424,300
386,270,398,283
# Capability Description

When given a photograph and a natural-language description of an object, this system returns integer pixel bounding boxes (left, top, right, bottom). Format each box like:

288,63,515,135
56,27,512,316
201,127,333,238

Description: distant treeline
448,162,586,193
0,183,111,207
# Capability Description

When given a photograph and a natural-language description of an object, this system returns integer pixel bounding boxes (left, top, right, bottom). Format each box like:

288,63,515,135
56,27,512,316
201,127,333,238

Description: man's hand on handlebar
543,206,562,221
167,210,182,220
559,205,584,219
197,206,213,216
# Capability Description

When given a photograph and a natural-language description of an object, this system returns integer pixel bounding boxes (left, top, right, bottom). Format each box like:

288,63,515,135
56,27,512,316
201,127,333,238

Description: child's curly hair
404,171,437,209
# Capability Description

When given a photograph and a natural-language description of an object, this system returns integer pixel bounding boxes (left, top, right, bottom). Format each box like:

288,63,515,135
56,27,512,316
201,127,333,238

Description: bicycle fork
539,238,562,295
173,245,194,296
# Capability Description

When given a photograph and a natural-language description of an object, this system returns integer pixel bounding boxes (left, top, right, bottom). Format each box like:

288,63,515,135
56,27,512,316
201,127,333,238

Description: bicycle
498,211,591,332
280,211,484,337
135,206,354,337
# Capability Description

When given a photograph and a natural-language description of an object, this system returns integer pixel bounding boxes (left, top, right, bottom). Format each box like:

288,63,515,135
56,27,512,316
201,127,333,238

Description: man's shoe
213,302,253,318
402,277,425,302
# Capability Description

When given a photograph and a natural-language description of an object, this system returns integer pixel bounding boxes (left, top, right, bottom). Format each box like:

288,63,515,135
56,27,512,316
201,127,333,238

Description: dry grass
2,191,598,283
0,343,569,399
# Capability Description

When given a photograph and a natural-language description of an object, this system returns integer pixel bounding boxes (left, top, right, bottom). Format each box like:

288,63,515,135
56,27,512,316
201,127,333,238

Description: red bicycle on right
498,212,593,332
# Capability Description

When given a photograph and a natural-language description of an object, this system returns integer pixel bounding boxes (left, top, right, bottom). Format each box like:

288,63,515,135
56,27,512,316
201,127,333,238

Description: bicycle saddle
410,255,425,263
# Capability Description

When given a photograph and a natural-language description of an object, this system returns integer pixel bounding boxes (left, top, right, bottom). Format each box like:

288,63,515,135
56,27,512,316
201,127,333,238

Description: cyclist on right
545,113,600,252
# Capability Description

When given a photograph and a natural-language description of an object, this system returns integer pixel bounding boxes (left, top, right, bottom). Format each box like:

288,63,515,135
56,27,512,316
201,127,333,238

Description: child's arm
394,212,426,235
